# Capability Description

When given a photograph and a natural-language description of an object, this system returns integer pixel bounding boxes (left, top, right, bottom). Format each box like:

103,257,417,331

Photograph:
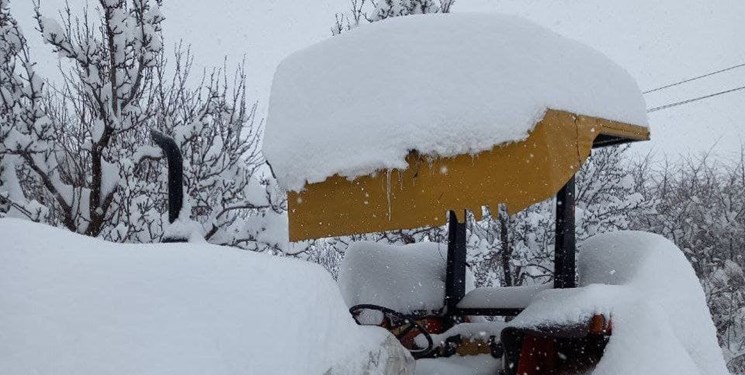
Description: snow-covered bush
332,0,454,35
369,0,440,21
0,0,281,250
0,0,52,222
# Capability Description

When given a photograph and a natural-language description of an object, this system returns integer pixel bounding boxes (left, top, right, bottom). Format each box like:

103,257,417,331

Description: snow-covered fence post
150,130,186,242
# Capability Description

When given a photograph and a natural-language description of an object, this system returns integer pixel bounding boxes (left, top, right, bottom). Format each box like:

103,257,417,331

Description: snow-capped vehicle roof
263,13,648,191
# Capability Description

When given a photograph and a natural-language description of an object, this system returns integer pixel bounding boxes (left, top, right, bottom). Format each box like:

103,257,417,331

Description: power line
647,85,745,113
643,62,745,94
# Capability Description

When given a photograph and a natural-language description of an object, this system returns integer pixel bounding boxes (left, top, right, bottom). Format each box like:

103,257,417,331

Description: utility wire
643,62,745,94
647,85,745,113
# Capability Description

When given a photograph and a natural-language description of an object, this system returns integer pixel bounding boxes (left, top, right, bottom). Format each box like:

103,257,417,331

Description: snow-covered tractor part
0,219,416,375
263,12,727,375
499,315,612,375
150,130,188,243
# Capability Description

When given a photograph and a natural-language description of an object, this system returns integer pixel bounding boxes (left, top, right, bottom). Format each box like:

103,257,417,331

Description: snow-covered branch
2,0,283,252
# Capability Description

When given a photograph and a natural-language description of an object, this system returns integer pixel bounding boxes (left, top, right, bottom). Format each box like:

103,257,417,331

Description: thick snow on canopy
263,13,648,191
511,231,728,375
338,241,474,314
0,219,408,375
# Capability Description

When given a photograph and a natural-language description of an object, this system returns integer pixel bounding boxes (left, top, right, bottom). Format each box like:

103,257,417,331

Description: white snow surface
511,231,728,375
263,13,648,191
457,283,551,310
338,241,474,314
0,219,398,375
415,354,501,375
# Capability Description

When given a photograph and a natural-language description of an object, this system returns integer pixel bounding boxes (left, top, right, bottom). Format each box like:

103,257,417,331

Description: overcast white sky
10,0,745,159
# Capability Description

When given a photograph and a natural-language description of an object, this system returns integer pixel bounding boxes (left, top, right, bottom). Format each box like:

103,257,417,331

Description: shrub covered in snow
332,0,454,35
631,153,745,371
0,0,283,250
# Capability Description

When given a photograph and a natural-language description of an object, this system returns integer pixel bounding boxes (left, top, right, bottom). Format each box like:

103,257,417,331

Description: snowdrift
512,231,728,375
0,219,411,375
263,13,648,191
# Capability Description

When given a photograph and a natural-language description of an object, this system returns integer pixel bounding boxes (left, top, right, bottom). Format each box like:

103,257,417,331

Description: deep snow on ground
263,13,647,191
0,219,401,375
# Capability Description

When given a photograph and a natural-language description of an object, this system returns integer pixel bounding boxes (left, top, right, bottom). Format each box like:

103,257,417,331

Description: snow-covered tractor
263,13,728,375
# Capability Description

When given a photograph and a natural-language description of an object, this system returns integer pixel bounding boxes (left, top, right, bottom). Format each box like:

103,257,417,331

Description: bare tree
1,0,57,224
1,0,283,250
4,0,169,235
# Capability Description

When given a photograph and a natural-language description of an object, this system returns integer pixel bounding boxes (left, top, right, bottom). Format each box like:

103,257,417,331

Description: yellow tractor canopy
288,109,649,242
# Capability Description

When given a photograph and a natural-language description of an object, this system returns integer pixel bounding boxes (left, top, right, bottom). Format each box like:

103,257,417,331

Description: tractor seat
455,284,551,316
338,241,474,316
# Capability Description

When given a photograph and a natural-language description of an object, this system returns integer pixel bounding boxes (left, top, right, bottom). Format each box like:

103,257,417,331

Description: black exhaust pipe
150,130,187,243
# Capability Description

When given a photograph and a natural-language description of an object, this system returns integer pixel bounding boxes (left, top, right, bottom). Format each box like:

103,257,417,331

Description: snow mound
338,241,474,314
263,13,648,191
415,355,500,375
457,284,550,310
0,219,409,375
511,231,728,375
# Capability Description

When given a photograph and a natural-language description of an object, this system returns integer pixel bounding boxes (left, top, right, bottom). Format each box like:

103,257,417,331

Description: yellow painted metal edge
287,109,648,241
582,114,650,141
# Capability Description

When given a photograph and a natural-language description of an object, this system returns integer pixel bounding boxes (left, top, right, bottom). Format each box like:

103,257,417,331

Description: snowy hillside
0,219,409,375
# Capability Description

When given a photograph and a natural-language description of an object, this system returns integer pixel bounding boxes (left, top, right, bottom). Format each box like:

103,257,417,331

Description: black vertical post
445,210,467,319
554,175,576,288
150,130,183,223
151,130,186,243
